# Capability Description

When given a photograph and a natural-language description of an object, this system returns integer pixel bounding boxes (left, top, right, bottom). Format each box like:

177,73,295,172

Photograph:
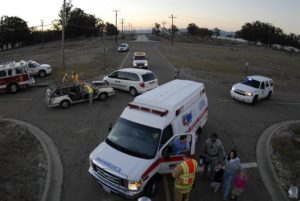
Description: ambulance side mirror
162,146,171,160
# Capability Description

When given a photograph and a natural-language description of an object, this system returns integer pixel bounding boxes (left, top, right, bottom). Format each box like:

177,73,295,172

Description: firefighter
172,150,198,201
71,71,79,82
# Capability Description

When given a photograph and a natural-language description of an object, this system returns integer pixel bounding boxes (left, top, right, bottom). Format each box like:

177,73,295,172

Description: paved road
1,36,300,201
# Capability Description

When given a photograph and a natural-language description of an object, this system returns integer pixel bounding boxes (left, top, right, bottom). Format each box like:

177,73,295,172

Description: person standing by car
83,83,94,106
172,151,198,201
202,133,226,180
223,149,240,200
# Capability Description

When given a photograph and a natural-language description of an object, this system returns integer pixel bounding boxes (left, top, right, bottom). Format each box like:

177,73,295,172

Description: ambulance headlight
128,180,142,191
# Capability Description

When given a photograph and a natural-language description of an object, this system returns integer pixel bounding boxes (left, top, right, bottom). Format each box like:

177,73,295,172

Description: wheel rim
130,88,136,96
62,101,69,108
100,94,107,100
10,85,17,93
40,71,45,77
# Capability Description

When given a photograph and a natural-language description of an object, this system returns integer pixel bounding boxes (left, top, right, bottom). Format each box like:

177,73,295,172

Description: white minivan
89,79,208,199
103,68,158,96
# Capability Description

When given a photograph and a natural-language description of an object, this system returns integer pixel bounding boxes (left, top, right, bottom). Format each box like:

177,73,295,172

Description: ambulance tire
7,83,19,93
143,178,157,197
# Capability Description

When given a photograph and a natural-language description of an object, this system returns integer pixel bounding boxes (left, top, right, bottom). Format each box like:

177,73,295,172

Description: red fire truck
0,61,35,93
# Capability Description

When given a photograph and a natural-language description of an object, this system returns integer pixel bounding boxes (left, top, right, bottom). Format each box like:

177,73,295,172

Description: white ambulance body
89,79,208,199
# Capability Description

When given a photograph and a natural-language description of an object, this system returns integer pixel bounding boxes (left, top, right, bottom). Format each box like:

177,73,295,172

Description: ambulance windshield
106,118,161,159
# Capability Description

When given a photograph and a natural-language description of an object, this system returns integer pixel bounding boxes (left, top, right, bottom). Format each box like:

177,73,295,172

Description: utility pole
41,20,44,43
169,14,176,46
120,18,125,40
62,0,66,69
113,10,120,45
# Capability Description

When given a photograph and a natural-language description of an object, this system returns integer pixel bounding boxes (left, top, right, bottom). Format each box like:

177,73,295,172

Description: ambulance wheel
144,178,157,197
60,100,70,108
7,83,19,93
129,87,137,96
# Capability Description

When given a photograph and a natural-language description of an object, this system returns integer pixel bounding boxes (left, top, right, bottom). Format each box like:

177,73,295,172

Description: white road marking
0,98,32,101
196,162,258,172
119,51,130,69
154,46,178,72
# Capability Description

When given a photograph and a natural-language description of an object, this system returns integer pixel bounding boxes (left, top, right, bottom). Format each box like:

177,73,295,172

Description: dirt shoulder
271,123,300,199
0,120,47,201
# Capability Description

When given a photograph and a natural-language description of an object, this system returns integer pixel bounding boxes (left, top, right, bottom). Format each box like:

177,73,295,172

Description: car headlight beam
128,180,142,191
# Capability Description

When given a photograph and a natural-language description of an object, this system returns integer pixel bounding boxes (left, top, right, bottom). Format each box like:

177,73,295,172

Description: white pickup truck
27,60,52,77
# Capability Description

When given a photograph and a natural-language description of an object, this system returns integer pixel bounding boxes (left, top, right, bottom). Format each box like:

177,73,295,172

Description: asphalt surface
1,35,300,201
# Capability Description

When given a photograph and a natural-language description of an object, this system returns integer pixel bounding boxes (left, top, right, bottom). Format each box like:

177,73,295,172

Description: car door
158,133,195,174
27,62,38,75
258,81,266,99
107,71,120,89
116,71,130,91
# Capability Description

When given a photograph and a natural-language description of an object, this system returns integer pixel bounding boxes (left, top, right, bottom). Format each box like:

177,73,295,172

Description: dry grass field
158,39,300,92
0,37,126,83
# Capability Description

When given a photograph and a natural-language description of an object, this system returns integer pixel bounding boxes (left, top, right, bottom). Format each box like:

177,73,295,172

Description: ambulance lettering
95,157,127,177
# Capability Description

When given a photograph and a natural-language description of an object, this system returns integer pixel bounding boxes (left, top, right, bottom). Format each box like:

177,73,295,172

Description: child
232,168,248,200
209,162,224,192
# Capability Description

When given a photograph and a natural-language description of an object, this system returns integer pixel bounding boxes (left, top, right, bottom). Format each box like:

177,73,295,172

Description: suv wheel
39,70,46,77
251,95,258,105
7,83,18,93
129,87,137,96
99,93,108,101
266,91,272,100
60,100,70,108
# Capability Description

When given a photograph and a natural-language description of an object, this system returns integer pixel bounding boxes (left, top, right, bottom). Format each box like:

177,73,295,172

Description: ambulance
89,79,208,199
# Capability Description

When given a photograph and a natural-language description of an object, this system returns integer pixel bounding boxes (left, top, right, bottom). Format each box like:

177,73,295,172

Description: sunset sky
1,0,299,34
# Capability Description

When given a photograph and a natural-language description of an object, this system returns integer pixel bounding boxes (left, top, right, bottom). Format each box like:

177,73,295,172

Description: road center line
0,98,32,101
119,51,130,69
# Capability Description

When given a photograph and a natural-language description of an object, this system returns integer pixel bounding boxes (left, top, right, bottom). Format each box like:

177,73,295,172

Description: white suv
27,60,52,77
103,68,158,96
230,75,274,105
132,52,148,69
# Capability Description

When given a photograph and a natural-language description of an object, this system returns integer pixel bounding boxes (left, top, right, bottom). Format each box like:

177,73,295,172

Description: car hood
233,83,257,93
40,64,51,68
90,141,154,181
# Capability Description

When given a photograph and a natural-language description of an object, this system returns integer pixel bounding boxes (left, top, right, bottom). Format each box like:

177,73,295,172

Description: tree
0,15,30,49
105,22,118,36
169,25,179,35
187,23,200,36
198,28,213,37
58,0,73,25
152,23,161,36
213,27,220,36
65,8,99,38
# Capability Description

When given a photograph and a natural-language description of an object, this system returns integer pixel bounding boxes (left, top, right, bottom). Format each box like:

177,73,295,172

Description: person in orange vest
71,71,78,82
172,150,198,201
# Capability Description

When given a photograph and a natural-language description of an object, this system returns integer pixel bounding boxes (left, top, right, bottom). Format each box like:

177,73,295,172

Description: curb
257,120,300,201
2,118,63,201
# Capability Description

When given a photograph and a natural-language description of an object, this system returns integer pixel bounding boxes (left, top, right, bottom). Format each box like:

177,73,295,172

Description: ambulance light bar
128,102,168,117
